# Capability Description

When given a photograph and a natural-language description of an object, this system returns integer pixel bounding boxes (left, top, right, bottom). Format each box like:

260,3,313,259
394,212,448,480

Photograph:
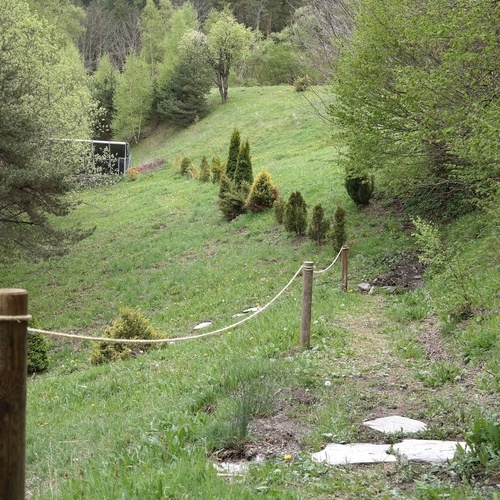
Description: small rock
381,286,397,294
413,275,422,280
358,283,371,292
368,286,375,295
243,306,261,313
363,416,427,434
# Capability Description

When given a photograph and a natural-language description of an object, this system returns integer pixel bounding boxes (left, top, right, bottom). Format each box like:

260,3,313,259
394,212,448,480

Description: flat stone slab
363,416,427,434
312,443,396,465
312,439,465,466
394,439,466,464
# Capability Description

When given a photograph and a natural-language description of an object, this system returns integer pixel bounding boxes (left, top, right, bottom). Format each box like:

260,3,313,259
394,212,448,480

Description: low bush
345,170,374,205
180,157,192,176
27,328,49,374
90,307,159,365
199,156,210,182
246,169,277,212
273,197,286,224
210,155,224,184
329,205,347,252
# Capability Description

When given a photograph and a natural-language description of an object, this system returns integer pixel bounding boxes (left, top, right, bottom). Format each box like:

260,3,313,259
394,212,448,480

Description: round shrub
27,332,49,373
90,307,159,365
246,169,277,212
345,171,374,205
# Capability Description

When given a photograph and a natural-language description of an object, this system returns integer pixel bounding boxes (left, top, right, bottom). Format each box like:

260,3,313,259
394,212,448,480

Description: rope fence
1,246,348,498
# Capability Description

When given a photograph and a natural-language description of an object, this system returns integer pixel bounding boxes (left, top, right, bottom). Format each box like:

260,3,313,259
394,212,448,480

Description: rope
27,265,305,344
313,247,343,275
0,315,32,321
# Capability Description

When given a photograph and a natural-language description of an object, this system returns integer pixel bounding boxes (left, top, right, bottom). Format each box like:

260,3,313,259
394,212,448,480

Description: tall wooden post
300,262,314,348
341,245,349,292
0,289,28,500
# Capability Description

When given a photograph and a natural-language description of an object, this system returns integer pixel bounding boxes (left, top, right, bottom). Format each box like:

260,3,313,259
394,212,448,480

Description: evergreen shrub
90,307,159,365
246,169,277,212
27,320,49,374
329,205,347,252
226,128,240,180
199,156,210,182
307,203,330,245
210,155,224,184
218,188,247,222
294,75,311,91
233,139,253,188
284,191,307,235
345,170,374,205
180,156,191,176
273,197,286,224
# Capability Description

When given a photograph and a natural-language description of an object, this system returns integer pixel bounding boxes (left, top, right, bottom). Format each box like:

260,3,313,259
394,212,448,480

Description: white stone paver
394,439,466,464
363,416,427,434
312,443,396,465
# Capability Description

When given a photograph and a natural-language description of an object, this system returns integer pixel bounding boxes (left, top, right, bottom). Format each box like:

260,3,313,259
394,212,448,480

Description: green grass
2,86,499,499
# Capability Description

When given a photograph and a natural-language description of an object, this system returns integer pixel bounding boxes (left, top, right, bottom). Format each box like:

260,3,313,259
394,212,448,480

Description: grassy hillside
2,86,498,498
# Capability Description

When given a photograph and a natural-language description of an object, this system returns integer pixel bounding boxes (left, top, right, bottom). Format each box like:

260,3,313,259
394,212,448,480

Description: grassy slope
2,86,498,498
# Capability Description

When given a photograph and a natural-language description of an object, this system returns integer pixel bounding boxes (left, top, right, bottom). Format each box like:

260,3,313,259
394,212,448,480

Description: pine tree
225,128,240,179
307,203,330,245
246,169,276,212
234,139,253,187
284,191,307,235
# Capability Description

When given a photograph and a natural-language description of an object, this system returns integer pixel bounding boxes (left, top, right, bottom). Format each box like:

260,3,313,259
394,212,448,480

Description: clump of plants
199,156,210,182
294,75,311,92
27,318,49,373
273,197,286,224
210,155,224,184
90,307,160,365
125,166,139,181
246,169,277,212
307,203,330,245
329,205,347,252
345,169,374,205
180,156,192,176
284,191,307,235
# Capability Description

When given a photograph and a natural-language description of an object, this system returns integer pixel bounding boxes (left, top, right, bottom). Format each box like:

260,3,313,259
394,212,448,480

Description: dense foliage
0,0,95,259
331,0,499,219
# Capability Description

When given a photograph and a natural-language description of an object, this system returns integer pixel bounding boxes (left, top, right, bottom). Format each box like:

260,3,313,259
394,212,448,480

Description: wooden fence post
300,262,314,348
341,245,349,292
0,289,28,500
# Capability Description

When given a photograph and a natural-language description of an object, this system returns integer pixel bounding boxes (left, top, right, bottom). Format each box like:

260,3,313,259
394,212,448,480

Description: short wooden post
300,262,314,348
341,245,349,292
0,289,28,500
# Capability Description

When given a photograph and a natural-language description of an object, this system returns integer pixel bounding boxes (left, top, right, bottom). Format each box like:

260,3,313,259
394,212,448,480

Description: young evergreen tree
284,191,308,235
234,139,253,188
246,169,277,212
225,128,240,179
210,155,224,184
307,203,330,245
273,197,286,224
329,205,347,252
157,30,212,126
199,155,210,181
180,156,191,176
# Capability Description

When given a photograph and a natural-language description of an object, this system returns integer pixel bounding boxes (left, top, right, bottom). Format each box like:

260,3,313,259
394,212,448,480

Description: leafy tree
330,0,500,218
307,203,330,245
112,54,154,142
225,128,241,180
157,30,212,126
246,169,276,212
0,0,96,259
90,54,119,139
234,139,253,188
156,2,198,93
139,0,172,77
284,191,307,236
205,11,254,103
